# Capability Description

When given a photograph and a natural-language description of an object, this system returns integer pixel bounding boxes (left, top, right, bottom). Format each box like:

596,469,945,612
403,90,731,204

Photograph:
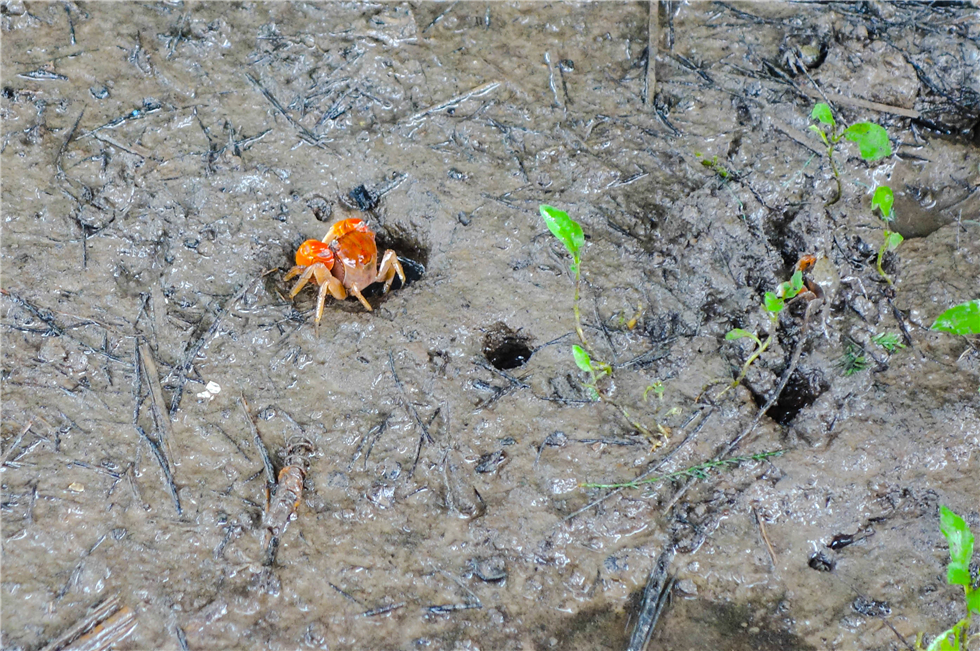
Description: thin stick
138,342,176,468
61,607,137,651
644,0,658,105
40,595,137,651
1,421,32,466
131,342,181,515
754,507,778,569
627,546,674,651
362,602,406,617
133,424,182,516
771,118,825,156
800,86,919,119
388,351,434,476
244,72,326,148
240,395,275,490
406,81,501,124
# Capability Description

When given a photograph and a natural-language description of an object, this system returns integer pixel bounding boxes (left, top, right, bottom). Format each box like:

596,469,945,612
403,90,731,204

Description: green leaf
931,300,980,336
872,332,904,353
883,231,904,252
539,205,584,265
924,625,959,651
808,125,829,145
872,186,895,220
726,328,755,341
968,586,980,614
764,292,784,314
939,506,974,588
811,103,835,127
843,122,892,161
572,345,593,373
787,270,804,298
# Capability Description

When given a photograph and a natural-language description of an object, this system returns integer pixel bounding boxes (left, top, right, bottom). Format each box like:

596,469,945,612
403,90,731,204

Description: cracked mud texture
2,2,979,650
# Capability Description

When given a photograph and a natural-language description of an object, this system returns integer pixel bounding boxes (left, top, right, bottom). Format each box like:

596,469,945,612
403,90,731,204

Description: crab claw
322,217,371,245
295,240,335,268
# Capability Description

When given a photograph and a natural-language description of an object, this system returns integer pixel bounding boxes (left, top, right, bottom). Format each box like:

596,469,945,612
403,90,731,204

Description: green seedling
931,300,980,336
643,380,666,402
809,102,892,205
839,341,870,376
810,103,901,284
872,185,895,220
573,344,611,401
871,185,903,285
721,270,806,397
539,205,663,444
872,332,905,353
916,506,979,650
695,151,745,218
695,152,731,179
581,450,783,490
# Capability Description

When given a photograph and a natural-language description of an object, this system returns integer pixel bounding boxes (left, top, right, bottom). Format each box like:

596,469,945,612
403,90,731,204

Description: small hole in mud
764,369,829,425
363,223,429,296
482,323,533,370
306,194,333,222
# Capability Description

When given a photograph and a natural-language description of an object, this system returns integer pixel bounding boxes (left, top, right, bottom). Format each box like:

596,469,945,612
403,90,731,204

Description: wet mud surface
2,2,979,650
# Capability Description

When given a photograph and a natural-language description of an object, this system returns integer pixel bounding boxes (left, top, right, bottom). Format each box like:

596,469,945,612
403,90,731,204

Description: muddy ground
2,2,979,650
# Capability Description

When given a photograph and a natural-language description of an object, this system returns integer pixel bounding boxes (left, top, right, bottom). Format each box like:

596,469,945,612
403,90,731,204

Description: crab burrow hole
363,220,429,298
483,322,533,370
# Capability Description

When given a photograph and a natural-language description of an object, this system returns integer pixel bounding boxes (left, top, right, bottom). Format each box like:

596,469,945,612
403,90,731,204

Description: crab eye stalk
295,240,334,268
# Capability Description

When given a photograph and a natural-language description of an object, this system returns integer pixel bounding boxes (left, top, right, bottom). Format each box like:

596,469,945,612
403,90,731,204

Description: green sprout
872,185,895,220
871,185,903,285
643,380,666,402
720,270,806,397
872,332,905,353
695,152,731,179
572,344,610,401
810,103,901,285
809,102,892,205
695,151,745,218
931,300,980,336
581,450,783,490
539,205,662,444
916,506,980,650
839,341,870,376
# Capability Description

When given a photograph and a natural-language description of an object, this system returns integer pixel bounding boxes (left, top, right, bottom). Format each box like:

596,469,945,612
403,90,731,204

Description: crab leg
315,272,347,325
377,249,407,293
348,285,374,312
287,263,325,297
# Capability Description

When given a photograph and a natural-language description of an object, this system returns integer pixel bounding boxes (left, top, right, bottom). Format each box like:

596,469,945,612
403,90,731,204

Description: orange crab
285,217,406,324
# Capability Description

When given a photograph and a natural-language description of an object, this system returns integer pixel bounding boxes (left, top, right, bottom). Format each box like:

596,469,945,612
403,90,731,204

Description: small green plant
539,205,664,445
810,103,900,285
931,300,980,336
721,270,806,397
695,151,744,217
871,185,904,285
809,102,892,204
872,332,905,353
581,450,783,490
916,506,979,650
572,344,610,401
695,152,731,179
643,380,666,402
839,341,870,376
